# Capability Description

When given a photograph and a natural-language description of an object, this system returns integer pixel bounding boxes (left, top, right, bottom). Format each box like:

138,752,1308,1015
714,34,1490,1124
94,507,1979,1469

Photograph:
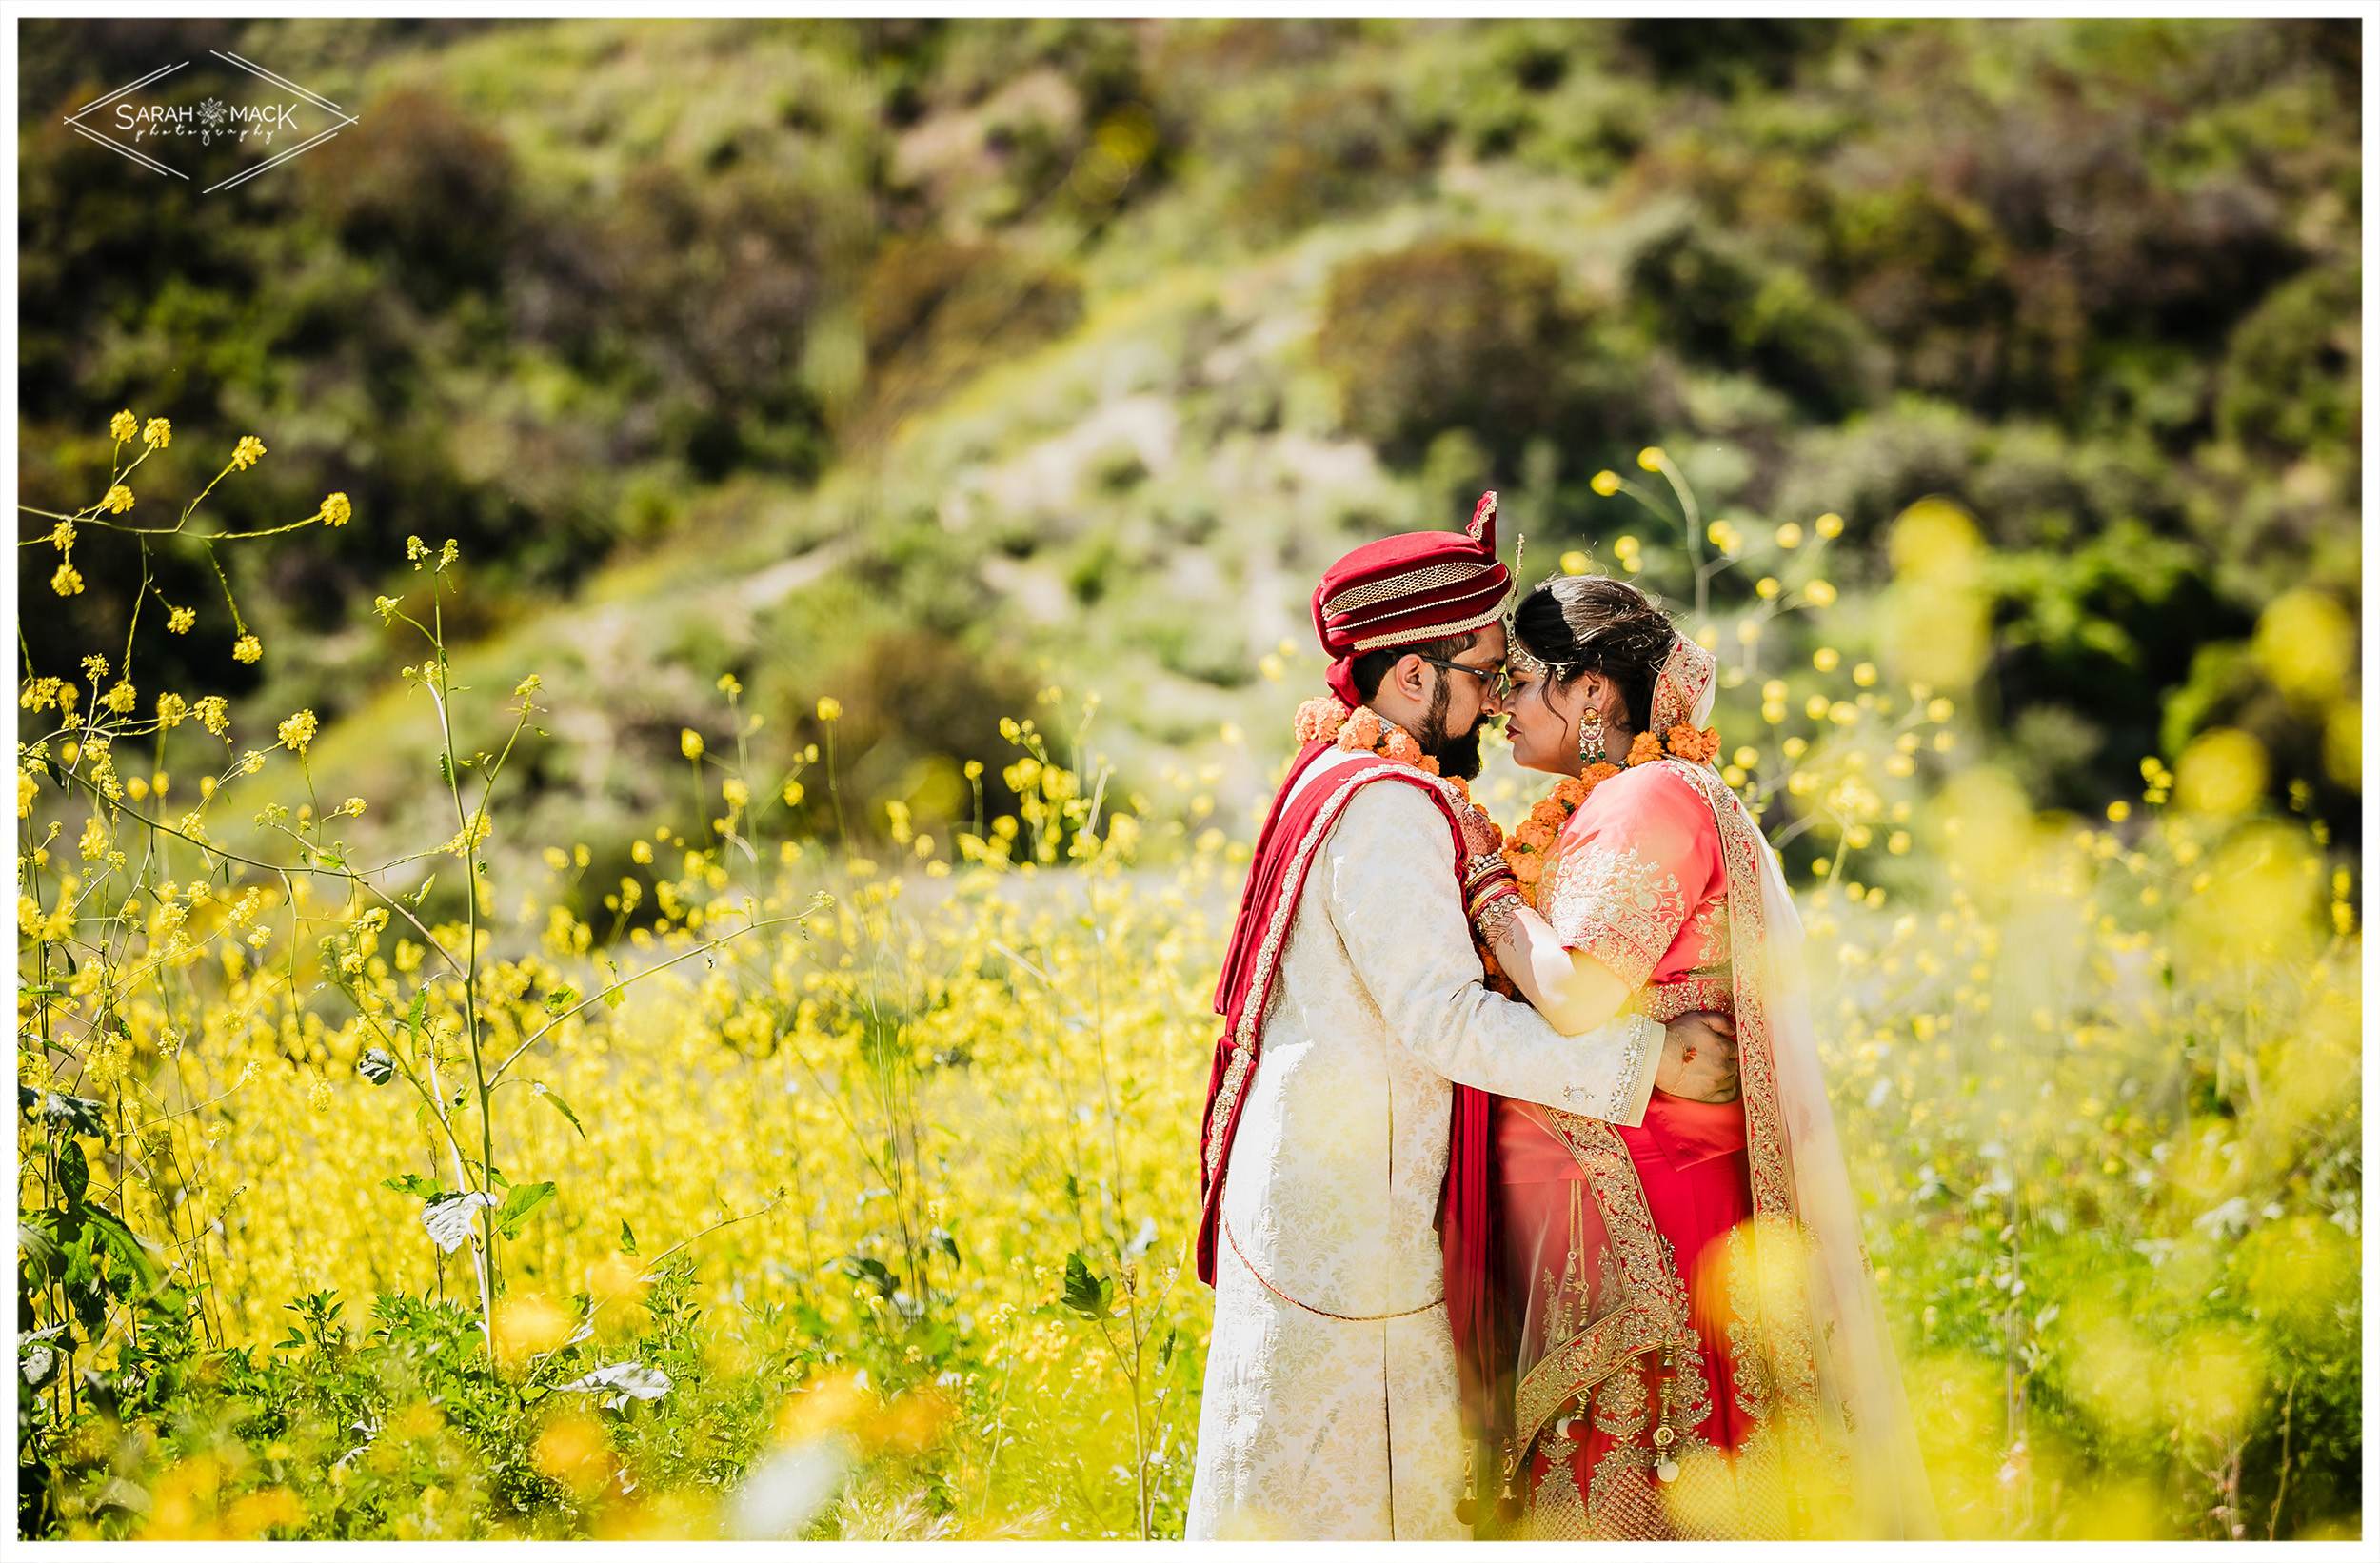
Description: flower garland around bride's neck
1292,696,1473,804
1501,720,1725,892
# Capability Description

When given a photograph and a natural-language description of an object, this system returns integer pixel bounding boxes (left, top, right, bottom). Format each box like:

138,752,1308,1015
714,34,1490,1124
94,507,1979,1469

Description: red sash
1195,741,1470,1286
1443,1078,1506,1445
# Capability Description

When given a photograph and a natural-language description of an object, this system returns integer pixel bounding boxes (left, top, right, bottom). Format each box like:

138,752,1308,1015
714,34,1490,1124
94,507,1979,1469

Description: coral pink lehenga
1478,639,1938,1540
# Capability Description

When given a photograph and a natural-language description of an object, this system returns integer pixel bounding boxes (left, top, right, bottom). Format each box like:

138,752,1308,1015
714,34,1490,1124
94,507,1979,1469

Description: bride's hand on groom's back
1656,1010,1739,1103
1454,800,1503,858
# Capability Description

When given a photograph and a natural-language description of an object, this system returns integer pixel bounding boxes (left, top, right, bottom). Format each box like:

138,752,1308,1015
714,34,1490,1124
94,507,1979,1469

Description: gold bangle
1473,888,1523,945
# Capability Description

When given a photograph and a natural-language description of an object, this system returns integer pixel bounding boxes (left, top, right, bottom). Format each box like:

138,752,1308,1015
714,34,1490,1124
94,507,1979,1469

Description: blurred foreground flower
728,1437,851,1540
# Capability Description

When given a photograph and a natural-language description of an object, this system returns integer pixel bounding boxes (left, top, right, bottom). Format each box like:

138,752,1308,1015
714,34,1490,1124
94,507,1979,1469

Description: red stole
1195,741,1470,1287
1443,1078,1506,1446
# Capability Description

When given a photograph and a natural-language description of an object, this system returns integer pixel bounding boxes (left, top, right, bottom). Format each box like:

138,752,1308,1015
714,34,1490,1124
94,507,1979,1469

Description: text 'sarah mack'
116,99,303,144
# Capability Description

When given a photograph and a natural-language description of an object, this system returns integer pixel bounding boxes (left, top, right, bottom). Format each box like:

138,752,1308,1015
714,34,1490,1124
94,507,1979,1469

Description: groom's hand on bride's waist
1655,1010,1739,1103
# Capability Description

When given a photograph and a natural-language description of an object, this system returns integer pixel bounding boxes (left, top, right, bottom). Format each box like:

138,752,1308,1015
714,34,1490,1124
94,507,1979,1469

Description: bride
1446,572,1938,1539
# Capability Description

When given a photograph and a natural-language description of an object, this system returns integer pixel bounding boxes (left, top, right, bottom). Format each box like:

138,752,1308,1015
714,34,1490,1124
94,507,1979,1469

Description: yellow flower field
17,427,2359,1541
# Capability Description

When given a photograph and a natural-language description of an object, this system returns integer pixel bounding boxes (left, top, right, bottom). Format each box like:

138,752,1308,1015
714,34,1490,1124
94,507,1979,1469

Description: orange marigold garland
1501,721,1723,896
1291,695,1474,803
1500,765,1616,893
1665,722,1723,764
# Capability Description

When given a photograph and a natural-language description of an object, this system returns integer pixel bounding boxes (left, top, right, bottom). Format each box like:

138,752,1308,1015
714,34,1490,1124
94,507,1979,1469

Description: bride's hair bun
1511,576,1676,732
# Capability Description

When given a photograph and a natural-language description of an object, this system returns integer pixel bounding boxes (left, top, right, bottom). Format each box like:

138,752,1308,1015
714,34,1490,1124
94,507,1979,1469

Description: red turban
1312,490,1510,706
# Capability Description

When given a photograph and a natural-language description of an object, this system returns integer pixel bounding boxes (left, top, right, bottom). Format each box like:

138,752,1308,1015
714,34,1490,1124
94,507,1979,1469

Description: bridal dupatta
1449,637,1938,1539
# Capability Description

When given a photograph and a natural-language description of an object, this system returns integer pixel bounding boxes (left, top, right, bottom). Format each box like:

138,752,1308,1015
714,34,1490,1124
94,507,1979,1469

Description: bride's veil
1676,648,1941,1536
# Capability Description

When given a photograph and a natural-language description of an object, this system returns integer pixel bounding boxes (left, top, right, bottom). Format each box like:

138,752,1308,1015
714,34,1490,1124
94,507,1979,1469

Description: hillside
19,18,2362,892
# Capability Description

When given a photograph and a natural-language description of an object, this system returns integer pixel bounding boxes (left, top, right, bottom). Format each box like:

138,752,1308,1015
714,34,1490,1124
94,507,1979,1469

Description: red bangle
1464,865,1517,911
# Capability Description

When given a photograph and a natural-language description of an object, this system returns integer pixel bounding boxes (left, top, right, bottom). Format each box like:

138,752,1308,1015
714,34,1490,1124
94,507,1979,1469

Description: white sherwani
1186,750,1662,1540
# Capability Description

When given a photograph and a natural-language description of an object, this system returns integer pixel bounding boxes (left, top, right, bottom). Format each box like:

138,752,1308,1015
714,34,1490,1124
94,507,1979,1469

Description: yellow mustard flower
442,806,493,857
109,410,137,442
168,605,196,633
278,710,318,754
143,417,171,448
156,693,188,728
233,635,263,664
50,521,74,550
52,564,84,597
817,697,843,722
318,492,352,527
680,729,704,761
103,485,134,514
231,436,267,471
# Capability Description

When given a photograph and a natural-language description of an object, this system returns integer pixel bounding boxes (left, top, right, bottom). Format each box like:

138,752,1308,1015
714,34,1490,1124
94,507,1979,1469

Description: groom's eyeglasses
1416,655,1512,702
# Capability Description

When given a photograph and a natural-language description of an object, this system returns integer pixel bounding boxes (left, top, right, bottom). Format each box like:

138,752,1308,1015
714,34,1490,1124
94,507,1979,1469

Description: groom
1186,497,1737,1539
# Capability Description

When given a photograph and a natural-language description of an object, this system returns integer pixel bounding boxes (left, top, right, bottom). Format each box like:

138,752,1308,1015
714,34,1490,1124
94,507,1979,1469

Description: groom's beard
1416,675,1486,782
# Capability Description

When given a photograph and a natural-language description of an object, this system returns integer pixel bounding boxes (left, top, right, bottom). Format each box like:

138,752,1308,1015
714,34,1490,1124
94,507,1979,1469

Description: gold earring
1577,702,1605,767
